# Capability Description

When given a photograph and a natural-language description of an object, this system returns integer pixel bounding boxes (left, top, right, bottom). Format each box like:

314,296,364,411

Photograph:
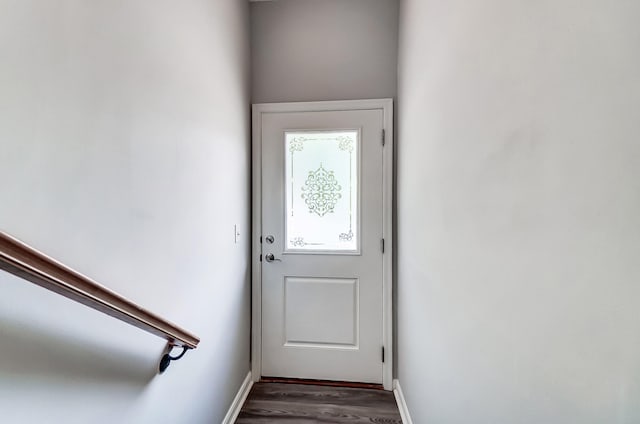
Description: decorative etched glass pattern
301,164,342,217
285,131,359,251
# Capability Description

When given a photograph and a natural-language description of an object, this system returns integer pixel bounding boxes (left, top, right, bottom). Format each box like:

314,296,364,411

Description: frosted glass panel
285,131,359,252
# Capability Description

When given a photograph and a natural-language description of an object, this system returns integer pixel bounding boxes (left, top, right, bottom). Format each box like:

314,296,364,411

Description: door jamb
251,99,394,390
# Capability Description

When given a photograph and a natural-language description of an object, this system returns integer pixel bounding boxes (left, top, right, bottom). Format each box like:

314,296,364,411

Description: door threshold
260,377,385,390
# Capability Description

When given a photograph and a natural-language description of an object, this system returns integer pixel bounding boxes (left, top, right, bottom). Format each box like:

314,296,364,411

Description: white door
254,100,392,386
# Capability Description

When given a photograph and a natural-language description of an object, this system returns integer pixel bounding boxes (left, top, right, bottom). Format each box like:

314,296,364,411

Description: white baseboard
393,379,414,424
222,371,254,424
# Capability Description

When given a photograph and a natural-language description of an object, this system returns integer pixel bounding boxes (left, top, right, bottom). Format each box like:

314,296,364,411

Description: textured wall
251,0,398,103
0,1,251,422
397,0,640,422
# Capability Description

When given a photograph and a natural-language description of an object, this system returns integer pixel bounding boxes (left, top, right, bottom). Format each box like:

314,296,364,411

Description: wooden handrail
0,231,199,350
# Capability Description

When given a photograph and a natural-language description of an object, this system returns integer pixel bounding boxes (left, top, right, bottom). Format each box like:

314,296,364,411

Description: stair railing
0,231,199,372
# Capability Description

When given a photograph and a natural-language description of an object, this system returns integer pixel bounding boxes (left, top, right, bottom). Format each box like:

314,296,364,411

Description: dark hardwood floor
236,382,402,423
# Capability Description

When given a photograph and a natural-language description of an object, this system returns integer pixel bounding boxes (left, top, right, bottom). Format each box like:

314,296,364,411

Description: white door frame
251,99,394,390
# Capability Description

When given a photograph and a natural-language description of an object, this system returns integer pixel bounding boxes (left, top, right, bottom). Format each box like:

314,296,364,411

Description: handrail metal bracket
159,346,190,373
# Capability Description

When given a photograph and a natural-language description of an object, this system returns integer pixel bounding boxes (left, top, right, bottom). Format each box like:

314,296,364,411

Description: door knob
265,253,281,263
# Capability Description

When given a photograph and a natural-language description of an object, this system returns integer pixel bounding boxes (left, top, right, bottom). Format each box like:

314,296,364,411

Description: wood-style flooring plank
236,382,402,423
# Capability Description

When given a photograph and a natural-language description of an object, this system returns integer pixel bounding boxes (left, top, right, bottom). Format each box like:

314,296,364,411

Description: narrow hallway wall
397,0,640,423
250,0,400,381
0,1,251,423
251,0,398,103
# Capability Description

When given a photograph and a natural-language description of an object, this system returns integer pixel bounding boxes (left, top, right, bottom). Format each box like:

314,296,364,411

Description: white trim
393,379,414,424
381,99,394,391
222,371,254,424
251,103,263,383
253,98,394,114
251,98,394,390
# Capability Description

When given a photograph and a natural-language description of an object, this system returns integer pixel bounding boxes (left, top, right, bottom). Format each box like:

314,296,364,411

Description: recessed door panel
284,277,359,347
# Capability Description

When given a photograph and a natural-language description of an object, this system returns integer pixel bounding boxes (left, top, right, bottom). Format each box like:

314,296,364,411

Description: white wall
0,1,250,423
250,0,398,103
397,0,640,423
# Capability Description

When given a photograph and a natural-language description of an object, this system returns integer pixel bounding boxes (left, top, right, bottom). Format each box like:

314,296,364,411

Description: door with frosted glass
260,106,385,383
